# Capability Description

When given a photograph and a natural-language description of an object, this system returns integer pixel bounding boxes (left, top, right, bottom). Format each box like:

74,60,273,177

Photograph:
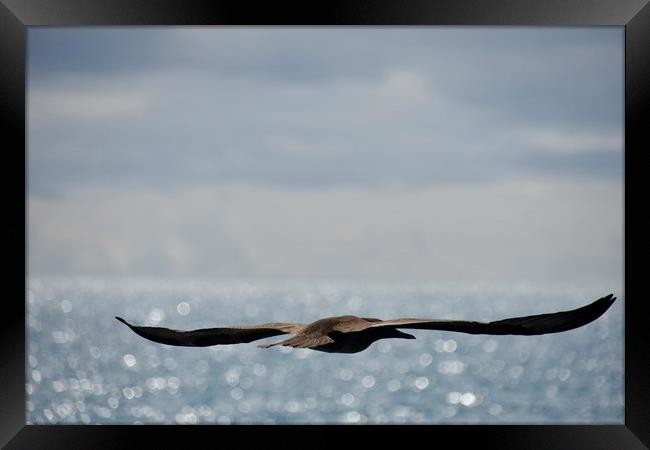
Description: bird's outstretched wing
367,294,616,336
257,334,335,349
115,317,304,347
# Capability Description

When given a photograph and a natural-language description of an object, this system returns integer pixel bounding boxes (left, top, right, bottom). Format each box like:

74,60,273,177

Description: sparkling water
26,277,623,424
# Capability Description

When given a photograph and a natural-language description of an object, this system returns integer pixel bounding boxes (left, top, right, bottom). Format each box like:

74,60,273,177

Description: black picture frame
2,0,648,448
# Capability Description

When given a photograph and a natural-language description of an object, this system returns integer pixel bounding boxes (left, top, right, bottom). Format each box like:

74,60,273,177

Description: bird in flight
116,294,615,354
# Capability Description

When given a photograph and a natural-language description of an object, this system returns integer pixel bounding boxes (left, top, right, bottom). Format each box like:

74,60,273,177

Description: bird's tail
257,338,291,349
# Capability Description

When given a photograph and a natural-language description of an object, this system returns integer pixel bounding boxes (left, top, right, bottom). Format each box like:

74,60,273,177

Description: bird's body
258,315,416,354
116,294,616,354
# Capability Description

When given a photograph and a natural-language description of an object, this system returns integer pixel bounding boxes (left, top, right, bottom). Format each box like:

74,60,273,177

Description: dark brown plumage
116,293,616,354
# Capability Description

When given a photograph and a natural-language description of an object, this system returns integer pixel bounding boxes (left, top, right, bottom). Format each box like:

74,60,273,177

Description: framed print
2,0,648,448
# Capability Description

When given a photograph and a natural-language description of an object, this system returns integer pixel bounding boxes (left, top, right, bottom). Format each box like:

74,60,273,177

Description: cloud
28,181,622,288
29,89,153,122
514,128,623,154
28,61,622,197
26,28,624,284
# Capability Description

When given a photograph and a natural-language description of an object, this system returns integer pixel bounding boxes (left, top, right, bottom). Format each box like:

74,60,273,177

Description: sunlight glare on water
26,277,623,424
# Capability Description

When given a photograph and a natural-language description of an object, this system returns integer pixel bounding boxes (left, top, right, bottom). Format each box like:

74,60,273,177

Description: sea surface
26,278,624,424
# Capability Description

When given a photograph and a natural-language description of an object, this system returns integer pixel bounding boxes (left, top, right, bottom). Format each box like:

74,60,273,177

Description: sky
27,27,624,288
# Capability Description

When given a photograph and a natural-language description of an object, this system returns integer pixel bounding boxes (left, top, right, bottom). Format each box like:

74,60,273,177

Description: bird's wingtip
115,316,128,325
596,293,616,303
593,294,616,314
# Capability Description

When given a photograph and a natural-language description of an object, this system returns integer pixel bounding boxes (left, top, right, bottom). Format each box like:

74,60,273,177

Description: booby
116,293,615,354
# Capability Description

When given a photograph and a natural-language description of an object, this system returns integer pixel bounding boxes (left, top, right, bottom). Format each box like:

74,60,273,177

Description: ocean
26,277,624,424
